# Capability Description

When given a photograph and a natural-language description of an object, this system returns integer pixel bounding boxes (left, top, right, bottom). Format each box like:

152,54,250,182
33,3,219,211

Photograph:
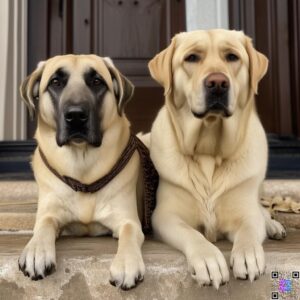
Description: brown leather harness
38,134,158,233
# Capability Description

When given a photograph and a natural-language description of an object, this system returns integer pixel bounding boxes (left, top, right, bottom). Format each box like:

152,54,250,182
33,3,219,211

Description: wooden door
27,0,186,136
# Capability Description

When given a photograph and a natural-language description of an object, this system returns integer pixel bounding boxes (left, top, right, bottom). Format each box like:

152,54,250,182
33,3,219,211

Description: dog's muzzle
193,73,232,118
56,104,102,147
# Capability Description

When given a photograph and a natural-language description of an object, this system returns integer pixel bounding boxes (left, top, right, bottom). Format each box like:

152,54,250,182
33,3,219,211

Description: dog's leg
261,206,286,240
18,216,58,280
152,211,229,289
229,214,266,281
109,221,145,290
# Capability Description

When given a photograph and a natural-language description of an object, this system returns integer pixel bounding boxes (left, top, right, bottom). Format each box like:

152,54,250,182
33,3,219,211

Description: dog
148,29,286,289
18,54,147,290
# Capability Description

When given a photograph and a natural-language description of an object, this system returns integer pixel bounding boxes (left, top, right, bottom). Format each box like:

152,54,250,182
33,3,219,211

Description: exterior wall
186,0,229,31
0,0,27,140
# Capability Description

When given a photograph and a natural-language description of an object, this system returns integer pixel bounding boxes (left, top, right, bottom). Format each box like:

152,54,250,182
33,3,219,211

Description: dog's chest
64,191,112,235
189,155,219,197
189,155,223,242
69,192,99,224
63,222,110,236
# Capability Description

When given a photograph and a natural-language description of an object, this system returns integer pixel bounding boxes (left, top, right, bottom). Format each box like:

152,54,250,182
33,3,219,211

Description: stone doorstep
263,180,300,202
1,181,299,299
0,232,300,300
0,179,299,232
0,212,299,233
0,179,299,202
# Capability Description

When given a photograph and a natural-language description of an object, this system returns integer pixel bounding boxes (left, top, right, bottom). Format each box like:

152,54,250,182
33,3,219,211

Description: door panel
289,0,300,137
126,87,164,133
100,0,162,58
73,0,91,53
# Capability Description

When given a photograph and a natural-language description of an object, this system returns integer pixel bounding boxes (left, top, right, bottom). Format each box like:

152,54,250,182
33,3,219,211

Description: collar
38,134,139,193
38,134,158,232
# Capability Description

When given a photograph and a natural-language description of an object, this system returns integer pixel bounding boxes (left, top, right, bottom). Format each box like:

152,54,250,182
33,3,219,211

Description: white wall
0,1,9,140
186,0,229,31
0,0,27,140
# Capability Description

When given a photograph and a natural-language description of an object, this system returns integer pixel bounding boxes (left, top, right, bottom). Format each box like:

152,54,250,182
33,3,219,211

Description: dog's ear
148,38,176,96
103,57,134,115
245,37,268,95
20,61,46,119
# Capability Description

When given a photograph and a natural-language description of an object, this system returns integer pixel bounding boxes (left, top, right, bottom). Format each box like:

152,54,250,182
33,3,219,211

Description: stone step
0,180,299,232
0,180,299,202
263,179,300,202
0,231,300,300
0,180,38,202
2,212,300,232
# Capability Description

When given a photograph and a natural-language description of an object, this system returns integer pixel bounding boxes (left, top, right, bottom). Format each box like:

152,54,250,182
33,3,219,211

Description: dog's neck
35,117,131,184
167,94,255,159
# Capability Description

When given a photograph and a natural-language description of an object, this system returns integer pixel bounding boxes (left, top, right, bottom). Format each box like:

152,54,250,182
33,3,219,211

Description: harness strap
38,134,158,232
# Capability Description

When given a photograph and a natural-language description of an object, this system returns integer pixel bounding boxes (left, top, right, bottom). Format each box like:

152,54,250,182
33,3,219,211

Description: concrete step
263,180,300,202
0,180,299,202
0,180,299,299
0,231,300,300
0,180,299,232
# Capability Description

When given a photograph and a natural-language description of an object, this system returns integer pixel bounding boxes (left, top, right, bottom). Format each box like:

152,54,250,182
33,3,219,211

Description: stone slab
0,179,299,202
0,232,300,300
1,180,299,232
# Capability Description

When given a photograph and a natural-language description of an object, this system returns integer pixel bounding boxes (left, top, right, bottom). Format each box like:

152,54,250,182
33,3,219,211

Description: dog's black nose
64,106,88,125
205,73,229,94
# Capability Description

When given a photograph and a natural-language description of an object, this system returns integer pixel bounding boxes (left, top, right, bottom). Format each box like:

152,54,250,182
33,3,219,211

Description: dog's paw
266,219,286,240
230,243,265,281
109,250,145,290
187,243,229,289
18,237,56,280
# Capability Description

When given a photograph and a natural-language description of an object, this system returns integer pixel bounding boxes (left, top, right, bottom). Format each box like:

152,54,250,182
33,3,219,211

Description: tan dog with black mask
18,55,147,290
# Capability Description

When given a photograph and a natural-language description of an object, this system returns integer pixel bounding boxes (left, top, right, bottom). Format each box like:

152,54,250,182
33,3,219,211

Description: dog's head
20,55,134,147
149,29,268,120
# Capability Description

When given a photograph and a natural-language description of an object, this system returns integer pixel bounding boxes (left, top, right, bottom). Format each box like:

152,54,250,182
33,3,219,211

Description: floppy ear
148,38,176,96
103,57,134,115
20,61,45,119
245,37,269,94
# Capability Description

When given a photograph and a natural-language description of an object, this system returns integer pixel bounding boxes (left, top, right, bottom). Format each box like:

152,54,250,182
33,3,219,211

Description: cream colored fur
18,55,145,290
148,29,286,289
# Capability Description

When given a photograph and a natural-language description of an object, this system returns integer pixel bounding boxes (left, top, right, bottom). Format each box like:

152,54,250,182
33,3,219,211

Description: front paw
187,243,229,289
267,219,286,240
18,237,56,280
230,242,265,281
109,250,145,290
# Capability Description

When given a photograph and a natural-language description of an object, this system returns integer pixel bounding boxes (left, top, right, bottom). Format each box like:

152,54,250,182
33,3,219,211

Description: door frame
228,0,300,138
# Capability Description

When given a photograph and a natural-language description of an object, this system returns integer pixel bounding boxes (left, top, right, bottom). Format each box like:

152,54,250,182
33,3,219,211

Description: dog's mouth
192,101,232,119
56,110,102,148
56,130,102,147
207,101,232,117
68,132,89,144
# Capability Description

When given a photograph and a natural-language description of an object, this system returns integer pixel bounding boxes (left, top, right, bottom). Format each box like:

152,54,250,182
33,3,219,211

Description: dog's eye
226,53,239,62
50,78,61,87
184,54,200,63
92,78,103,86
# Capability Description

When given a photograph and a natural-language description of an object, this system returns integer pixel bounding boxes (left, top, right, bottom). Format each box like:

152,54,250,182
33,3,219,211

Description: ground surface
0,180,299,299
0,232,299,300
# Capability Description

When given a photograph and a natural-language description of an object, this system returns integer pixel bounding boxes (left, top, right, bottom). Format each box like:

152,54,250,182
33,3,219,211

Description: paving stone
1,180,299,231
0,232,299,300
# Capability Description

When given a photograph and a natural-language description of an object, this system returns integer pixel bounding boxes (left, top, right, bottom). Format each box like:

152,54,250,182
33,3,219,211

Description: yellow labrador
148,29,286,289
18,55,147,290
